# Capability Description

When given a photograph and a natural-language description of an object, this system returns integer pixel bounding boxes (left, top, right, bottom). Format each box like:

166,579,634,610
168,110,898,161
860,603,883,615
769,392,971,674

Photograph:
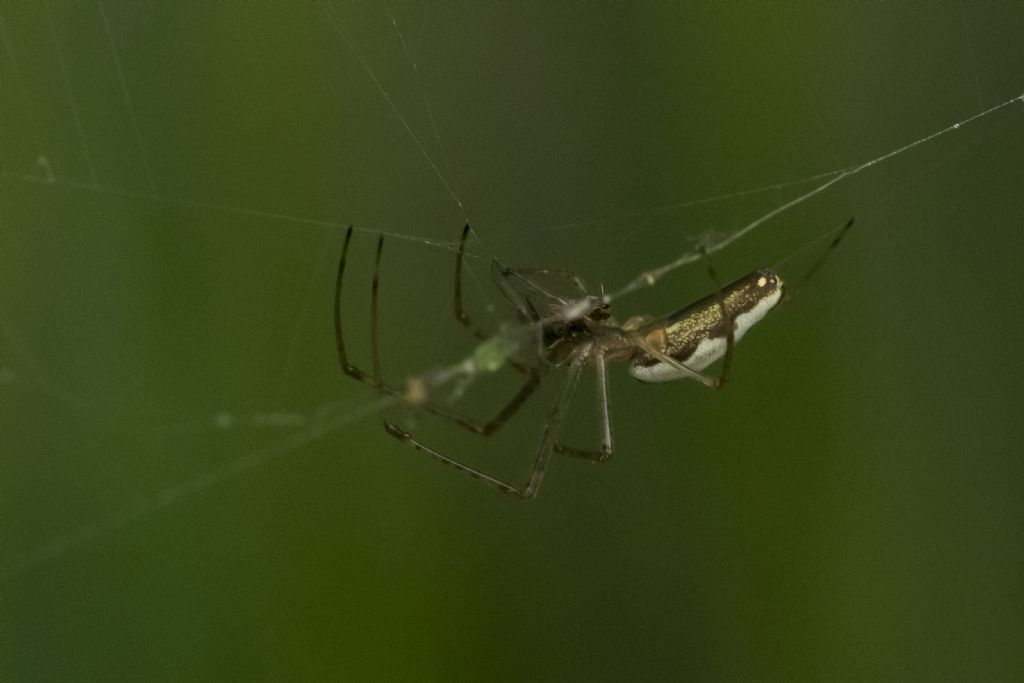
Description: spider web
3,1,1022,598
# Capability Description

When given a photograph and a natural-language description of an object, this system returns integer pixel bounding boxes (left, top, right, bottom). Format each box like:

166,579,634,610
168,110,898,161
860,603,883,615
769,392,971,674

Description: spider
335,220,852,499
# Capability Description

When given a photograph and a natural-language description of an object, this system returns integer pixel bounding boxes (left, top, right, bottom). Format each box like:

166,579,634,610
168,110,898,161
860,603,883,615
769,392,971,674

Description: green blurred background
4,2,1023,680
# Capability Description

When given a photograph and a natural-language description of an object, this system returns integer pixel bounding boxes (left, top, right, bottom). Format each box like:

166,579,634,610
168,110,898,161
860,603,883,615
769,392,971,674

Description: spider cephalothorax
541,296,612,366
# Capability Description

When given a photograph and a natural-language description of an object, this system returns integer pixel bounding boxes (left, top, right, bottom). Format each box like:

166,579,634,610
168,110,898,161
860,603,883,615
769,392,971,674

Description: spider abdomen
629,269,784,384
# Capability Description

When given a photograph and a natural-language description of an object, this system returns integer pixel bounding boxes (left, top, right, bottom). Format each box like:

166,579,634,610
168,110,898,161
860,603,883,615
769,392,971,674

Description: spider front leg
454,224,537,378
335,227,563,496
369,230,583,499
336,226,541,435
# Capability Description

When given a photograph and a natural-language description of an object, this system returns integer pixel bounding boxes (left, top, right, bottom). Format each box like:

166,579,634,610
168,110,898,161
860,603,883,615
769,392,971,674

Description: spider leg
335,226,376,387
489,257,556,367
379,421,527,496
699,247,735,391
378,362,581,498
453,224,489,341
490,258,540,325
505,267,589,299
556,352,615,462
455,223,543,331
336,227,541,436
783,217,855,300
454,224,536,376
510,362,585,498
373,294,581,497
367,232,583,498
370,234,386,395
716,326,736,390
636,339,721,389
337,226,589,498
703,218,855,390
365,234,507,483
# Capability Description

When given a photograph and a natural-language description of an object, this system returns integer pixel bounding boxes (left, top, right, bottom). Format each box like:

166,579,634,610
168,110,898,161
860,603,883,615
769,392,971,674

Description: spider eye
755,269,782,290
588,299,611,320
